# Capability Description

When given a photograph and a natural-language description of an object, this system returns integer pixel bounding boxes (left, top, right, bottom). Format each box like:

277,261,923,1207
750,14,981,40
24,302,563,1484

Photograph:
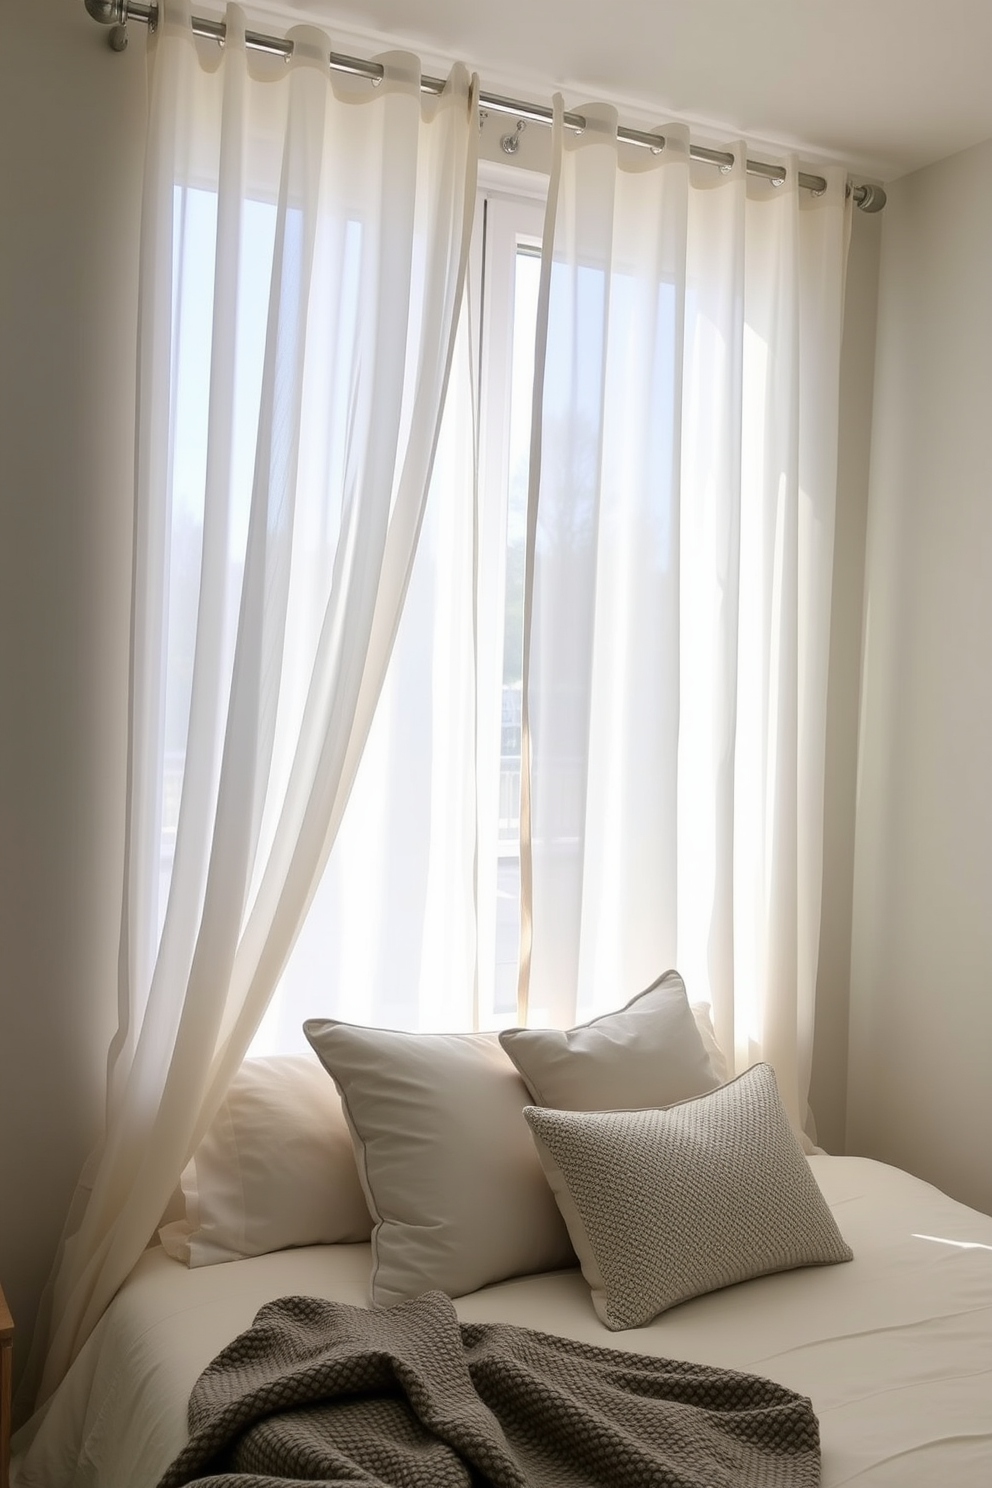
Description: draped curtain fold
519,98,850,1133
27,0,478,1408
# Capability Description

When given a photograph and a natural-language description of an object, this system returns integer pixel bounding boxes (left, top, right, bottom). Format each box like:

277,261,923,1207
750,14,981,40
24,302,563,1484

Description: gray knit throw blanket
156,1289,821,1488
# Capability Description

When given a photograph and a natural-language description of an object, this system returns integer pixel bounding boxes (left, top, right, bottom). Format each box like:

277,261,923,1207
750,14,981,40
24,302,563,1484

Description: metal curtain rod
86,0,887,212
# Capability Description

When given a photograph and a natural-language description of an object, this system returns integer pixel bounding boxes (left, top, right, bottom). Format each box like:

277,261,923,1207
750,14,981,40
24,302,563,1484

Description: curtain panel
27,0,478,1408
519,99,851,1134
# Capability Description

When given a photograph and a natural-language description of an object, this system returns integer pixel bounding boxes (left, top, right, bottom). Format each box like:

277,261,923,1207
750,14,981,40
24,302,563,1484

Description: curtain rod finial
84,0,125,25
852,182,887,213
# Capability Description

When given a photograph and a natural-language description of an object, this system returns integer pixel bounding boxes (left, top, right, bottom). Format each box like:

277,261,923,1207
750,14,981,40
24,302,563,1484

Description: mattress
12,1155,992,1487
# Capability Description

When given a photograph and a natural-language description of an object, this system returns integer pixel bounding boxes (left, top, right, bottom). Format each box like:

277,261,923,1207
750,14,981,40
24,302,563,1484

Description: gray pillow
303,1020,574,1306
524,1062,853,1330
499,969,720,1111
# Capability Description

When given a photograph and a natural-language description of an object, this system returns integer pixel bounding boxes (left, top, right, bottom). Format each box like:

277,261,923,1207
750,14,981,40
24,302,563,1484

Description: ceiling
256,0,992,182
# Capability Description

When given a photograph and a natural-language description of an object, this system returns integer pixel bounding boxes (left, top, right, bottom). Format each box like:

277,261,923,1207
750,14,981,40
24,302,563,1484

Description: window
473,188,545,1018
157,168,603,1040
243,179,550,1043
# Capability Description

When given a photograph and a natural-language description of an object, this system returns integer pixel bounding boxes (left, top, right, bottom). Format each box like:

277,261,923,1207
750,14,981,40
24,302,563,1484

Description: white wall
848,135,992,1216
0,0,146,1395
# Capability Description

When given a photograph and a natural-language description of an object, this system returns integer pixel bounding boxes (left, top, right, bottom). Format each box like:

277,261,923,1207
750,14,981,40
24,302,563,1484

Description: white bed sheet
12,1156,992,1487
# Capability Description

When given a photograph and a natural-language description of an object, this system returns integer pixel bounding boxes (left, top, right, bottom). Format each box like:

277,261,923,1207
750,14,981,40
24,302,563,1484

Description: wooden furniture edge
0,1280,12,1488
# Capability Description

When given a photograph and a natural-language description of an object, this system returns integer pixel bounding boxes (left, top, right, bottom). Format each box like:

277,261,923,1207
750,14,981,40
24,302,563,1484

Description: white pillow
303,1020,575,1306
524,1062,853,1330
159,1055,372,1266
499,970,720,1111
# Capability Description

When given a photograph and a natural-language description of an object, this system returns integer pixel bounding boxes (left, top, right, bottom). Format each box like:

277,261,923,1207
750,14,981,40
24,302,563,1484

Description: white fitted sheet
12,1156,992,1487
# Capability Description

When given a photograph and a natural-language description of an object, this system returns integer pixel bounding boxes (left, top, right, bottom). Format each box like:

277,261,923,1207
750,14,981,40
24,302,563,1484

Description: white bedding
13,1156,992,1487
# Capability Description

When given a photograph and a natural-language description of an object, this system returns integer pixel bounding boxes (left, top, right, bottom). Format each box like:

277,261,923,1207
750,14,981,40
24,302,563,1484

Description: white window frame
473,170,546,1022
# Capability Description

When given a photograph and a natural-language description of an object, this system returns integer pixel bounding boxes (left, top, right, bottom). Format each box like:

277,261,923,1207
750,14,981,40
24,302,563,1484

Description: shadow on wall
0,0,147,1398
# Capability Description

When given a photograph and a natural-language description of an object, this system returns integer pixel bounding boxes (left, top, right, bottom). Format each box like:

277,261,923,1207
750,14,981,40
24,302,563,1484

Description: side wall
0,0,145,1394
847,135,992,1215
808,206,881,1153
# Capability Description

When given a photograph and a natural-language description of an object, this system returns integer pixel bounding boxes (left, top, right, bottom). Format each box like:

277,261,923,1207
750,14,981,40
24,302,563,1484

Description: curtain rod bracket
500,120,526,155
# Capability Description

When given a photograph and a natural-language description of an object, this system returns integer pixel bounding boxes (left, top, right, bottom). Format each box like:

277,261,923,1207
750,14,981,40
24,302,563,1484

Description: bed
11,977,992,1486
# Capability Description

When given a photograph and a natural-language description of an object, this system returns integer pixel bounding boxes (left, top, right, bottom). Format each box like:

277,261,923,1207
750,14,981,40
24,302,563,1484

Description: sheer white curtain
249,304,481,1047
31,0,478,1404
520,100,850,1133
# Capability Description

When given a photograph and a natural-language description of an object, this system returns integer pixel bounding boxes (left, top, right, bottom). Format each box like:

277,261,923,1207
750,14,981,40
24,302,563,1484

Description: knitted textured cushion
524,1062,853,1330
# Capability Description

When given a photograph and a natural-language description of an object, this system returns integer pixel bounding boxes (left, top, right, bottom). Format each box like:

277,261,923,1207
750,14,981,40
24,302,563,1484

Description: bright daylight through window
160,181,549,1042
